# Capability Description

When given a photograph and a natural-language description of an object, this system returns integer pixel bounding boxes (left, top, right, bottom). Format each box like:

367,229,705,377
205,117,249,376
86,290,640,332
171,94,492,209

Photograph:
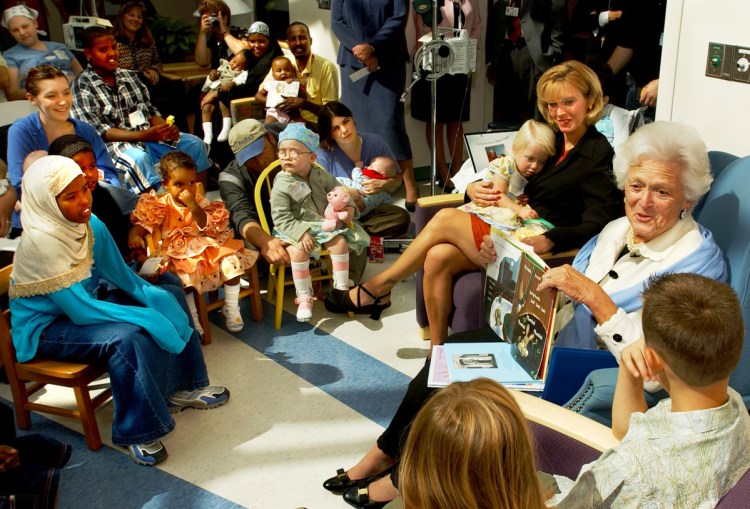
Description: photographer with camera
195,0,236,68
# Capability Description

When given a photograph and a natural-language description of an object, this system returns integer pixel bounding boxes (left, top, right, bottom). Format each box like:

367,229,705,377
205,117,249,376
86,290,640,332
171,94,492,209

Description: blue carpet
6,401,244,509
7,299,412,508
211,300,412,428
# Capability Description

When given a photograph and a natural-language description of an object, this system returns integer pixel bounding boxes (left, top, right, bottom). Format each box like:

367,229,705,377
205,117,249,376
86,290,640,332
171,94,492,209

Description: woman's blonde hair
512,119,556,159
536,60,604,129
399,379,545,509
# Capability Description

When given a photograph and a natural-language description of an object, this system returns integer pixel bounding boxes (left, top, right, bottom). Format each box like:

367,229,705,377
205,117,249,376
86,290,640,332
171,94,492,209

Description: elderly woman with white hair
322,120,728,508
1,5,83,99
532,120,725,357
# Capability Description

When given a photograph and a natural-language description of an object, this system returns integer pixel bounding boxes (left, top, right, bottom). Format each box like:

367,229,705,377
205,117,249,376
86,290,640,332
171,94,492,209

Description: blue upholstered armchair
563,151,750,425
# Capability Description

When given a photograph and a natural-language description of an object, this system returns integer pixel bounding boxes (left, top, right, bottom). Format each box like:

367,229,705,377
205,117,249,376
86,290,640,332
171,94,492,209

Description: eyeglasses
277,149,312,160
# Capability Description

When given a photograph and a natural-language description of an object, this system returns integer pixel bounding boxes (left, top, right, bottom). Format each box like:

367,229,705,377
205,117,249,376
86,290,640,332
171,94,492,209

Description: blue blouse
10,216,193,362
315,132,399,179
8,113,120,229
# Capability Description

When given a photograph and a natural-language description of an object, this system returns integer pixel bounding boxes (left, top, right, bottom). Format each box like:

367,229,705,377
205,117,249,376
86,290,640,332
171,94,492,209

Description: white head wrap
2,5,46,36
10,155,92,298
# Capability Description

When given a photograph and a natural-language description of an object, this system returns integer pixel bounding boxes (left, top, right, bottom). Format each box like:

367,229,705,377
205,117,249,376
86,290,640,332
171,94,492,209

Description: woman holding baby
315,101,411,240
326,61,622,344
323,106,726,509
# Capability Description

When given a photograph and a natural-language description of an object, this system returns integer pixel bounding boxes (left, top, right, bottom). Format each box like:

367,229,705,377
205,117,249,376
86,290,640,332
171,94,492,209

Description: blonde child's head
271,56,296,82
159,151,198,205
642,273,744,388
511,120,556,178
369,156,397,178
277,123,319,177
399,379,545,509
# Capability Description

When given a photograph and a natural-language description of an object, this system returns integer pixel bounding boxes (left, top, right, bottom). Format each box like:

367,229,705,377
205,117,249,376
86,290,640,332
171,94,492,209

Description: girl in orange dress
128,151,258,334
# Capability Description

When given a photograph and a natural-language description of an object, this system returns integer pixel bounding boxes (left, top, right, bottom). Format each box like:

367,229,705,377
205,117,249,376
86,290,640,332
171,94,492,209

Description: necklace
625,227,642,257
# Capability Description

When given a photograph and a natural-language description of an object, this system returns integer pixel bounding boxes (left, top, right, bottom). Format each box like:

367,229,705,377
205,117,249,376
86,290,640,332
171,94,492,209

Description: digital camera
209,15,220,27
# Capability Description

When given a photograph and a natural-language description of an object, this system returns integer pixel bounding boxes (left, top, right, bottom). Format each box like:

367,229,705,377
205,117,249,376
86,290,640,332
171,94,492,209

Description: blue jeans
36,284,209,445
117,133,212,193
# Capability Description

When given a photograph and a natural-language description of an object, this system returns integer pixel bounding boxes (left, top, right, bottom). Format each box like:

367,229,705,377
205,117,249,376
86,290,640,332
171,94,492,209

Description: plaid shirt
70,65,161,164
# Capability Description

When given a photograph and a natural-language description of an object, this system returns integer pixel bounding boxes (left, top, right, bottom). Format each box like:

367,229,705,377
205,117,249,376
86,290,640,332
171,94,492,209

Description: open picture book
429,227,559,390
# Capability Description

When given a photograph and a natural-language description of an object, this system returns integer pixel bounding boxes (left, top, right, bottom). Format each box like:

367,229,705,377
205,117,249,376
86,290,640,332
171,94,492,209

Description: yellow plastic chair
253,160,334,329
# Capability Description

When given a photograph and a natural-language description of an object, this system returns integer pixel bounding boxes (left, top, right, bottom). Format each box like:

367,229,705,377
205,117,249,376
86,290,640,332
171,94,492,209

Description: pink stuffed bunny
322,186,355,232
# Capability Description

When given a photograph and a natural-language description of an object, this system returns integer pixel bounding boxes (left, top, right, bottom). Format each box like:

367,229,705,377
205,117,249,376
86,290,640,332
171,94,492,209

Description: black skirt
410,72,472,123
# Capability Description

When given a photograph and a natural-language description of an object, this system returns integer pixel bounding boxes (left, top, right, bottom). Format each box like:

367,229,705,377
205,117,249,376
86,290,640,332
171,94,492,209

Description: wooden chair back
0,265,112,450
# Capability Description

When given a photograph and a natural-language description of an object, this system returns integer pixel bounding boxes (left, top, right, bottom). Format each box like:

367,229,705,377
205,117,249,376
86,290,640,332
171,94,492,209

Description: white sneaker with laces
295,295,313,322
222,304,244,332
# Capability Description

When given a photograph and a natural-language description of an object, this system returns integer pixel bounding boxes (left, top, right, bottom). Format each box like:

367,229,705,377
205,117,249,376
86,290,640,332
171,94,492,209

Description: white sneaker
222,304,244,332
295,295,314,322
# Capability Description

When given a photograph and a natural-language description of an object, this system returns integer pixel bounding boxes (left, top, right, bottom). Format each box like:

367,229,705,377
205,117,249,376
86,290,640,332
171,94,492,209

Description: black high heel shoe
323,467,390,494
343,481,392,509
324,284,391,320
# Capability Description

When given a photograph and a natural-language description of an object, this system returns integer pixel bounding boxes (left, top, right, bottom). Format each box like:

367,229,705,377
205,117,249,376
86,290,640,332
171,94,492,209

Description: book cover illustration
444,342,536,385
509,253,557,379
483,229,524,340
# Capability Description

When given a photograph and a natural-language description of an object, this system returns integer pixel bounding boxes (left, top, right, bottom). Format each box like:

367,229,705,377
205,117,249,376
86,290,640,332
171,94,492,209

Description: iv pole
429,0,438,197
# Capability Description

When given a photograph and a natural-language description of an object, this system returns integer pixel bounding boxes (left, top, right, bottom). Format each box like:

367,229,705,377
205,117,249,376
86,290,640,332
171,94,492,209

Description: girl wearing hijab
9,156,230,466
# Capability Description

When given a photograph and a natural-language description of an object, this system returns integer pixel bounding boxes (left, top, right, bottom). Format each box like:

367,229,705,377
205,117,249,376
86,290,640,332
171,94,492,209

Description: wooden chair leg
248,265,263,322
275,265,286,330
194,291,212,345
73,386,103,451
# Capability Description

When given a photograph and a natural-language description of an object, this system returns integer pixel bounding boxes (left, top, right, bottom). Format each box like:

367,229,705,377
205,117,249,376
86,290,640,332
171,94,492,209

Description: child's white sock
185,293,204,335
330,253,350,291
216,117,233,143
291,261,313,296
202,122,214,145
224,282,241,307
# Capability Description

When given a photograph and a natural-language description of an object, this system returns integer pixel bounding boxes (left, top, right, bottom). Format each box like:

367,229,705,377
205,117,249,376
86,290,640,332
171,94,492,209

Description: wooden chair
0,265,113,451
142,184,263,344
253,160,334,329
230,97,265,124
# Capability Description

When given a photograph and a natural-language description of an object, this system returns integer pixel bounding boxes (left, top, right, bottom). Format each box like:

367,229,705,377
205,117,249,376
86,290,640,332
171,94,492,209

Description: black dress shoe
343,482,391,509
323,467,392,494
323,468,356,493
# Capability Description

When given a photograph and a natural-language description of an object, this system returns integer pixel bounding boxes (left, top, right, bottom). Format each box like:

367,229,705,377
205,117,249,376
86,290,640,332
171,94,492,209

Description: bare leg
345,445,396,480
446,121,464,177
365,474,400,503
423,243,477,346
399,158,419,204
349,208,481,305
424,122,449,183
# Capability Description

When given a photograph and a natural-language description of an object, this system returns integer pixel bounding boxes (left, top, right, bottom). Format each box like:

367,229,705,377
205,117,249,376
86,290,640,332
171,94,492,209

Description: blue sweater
10,216,192,362
8,114,120,229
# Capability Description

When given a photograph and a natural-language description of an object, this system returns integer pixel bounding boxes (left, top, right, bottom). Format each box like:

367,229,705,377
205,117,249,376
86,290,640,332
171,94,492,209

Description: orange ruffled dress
131,192,258,293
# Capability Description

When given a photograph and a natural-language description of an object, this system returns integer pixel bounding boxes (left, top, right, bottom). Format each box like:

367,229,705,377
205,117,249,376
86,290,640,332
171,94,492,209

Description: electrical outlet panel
706,42,734,80
732,46,750,83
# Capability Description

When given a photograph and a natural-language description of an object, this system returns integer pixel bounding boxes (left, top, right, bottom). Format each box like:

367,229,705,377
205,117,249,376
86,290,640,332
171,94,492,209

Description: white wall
659,0,750,156
288,0,493,168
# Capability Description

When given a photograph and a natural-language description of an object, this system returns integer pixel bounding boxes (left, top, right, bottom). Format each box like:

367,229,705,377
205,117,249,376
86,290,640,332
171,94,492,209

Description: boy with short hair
553,273,750,508
71,26,211,194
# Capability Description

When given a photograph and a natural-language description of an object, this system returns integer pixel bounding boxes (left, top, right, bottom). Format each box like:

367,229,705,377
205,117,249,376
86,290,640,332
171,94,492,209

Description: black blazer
524,125,623,252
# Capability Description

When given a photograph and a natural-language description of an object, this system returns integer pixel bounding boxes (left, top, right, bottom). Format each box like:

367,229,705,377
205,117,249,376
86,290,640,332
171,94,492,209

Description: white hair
613,121,712,203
